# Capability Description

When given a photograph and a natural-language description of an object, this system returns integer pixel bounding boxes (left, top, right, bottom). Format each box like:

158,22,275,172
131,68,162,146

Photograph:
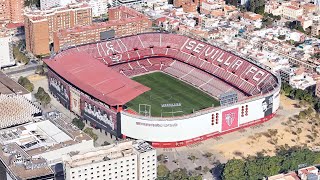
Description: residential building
112,0,143,7
24,3,92,55
282,5,304,20
0,0,24,23
53,6,151,52
40,0,76,10
268,171,300,180
182,2,197,13
88,0,108,17
0,31,15,68
174,0,191,7
63,140,157,180
298,166,320,180
279,68,295,83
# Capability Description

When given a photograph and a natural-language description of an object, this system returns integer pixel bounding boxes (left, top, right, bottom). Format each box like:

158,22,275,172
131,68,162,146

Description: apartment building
112,0,143,7
63,140,157,180
24,3,92,55
40,0,76,10
0,0,24,23
0,31,15,68
282,5,303,20
53,6,151,52
88,0,109,17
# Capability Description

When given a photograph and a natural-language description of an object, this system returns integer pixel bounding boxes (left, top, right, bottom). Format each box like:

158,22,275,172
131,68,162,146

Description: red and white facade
45,32,281,148
121,88,280,148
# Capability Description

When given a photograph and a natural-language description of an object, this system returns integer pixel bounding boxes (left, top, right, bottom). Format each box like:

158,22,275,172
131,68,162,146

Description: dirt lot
164,94,319,162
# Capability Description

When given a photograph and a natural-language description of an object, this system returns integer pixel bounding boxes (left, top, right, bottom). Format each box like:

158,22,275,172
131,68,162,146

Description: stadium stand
57,33,278,97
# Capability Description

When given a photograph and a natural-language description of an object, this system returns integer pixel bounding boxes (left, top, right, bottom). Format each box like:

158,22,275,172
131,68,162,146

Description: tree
278,35,286,40
249,0,256,12
83,128,98,141
168,168,189,180
35,65,45,75
188,155,198,163
203,152,213,158
18,76,34,92
203,166,210,174
222,148,320,180
222,159,246,180
13,45,29,65
157,164,170,179
34,87,51,106
24,0,40,7
72,118,85,130
254,5,265,15
298,111,307,120
101,141,110,146
296,128,302,135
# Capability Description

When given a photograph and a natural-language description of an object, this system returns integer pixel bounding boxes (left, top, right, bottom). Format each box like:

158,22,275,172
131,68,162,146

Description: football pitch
126,72,220,117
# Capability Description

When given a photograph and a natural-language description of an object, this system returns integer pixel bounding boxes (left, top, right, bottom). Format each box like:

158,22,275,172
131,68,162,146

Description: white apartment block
112,0,144,7
88,0,108,17
0,35,15,68
63,140,157,180
40,0,76,10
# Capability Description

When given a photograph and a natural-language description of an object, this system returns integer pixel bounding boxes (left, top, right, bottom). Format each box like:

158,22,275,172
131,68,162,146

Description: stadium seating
139,34,161,48
58,33,278,97
160,34,189,49
120,36,144,51
152,47,167,56
187,56,205,67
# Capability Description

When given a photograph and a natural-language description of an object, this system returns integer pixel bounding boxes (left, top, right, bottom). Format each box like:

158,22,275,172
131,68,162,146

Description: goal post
139,104,151,117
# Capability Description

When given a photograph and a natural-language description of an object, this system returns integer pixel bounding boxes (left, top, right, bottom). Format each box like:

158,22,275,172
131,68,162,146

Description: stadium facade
44,33,281,148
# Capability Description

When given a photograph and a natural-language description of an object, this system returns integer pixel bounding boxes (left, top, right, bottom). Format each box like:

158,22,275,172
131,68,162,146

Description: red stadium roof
44,52,150,106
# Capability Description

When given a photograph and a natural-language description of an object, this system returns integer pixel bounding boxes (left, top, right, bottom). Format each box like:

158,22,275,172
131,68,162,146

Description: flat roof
0,71,29,95
0,118,92,180
44,52,150,106
64,140,154,168
0,143,54,180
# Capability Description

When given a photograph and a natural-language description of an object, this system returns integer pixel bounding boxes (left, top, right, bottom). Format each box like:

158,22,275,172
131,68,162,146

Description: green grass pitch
126,72,220,117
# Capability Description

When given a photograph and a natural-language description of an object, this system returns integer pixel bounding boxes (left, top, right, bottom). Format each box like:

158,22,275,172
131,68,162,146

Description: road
5,65,38,75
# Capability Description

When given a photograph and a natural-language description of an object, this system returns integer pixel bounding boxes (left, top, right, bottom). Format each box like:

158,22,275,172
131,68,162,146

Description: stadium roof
44,52,150,106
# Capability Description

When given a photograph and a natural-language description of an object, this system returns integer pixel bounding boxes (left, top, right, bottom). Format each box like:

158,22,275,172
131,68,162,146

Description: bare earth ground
162,94,319,163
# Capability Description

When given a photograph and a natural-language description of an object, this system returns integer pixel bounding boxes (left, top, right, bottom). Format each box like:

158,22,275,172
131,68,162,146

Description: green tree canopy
13,46,29,65
83,128,98,141
35,87,51,106
18,76,34,92
157,164,170,179
222,148,320,179
72,118,85,130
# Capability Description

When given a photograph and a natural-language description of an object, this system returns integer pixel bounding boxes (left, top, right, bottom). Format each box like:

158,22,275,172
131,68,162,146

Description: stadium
44,33,281,148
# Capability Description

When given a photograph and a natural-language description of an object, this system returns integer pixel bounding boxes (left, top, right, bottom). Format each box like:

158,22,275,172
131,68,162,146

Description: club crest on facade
225,112,235,127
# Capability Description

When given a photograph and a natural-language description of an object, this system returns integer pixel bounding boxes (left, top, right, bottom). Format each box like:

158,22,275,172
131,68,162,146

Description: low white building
289,72,316,90
88,0,108,17
112,0,144,7
63,140,157,180
0,119,94,180
40,0,76,10
0,35,15,68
